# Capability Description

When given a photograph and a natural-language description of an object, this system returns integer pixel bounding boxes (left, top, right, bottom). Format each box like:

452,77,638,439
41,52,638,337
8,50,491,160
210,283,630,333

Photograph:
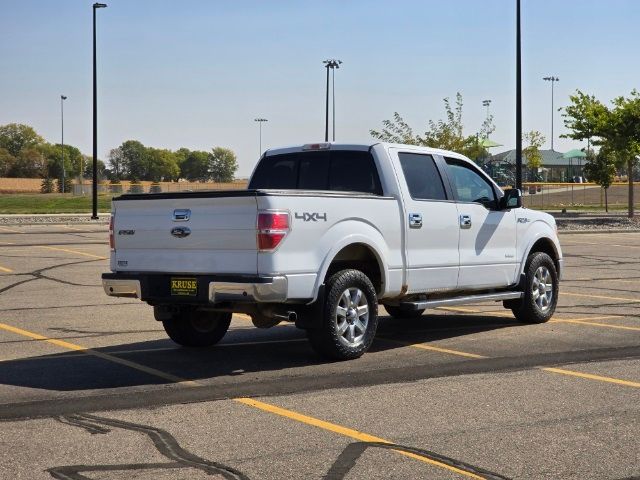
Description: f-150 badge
295,212,327,222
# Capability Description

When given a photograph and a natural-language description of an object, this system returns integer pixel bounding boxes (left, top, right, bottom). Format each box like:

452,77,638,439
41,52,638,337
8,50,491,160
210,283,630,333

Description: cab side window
398,153,447,200
445,158,497,209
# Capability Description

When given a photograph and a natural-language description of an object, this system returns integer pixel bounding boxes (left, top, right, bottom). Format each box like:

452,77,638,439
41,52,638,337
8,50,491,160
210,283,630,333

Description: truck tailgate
111,193,258,274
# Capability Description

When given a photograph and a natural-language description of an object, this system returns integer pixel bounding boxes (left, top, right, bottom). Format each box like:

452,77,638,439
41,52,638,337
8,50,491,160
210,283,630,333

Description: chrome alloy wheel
532,266,553,313
335,287,369,347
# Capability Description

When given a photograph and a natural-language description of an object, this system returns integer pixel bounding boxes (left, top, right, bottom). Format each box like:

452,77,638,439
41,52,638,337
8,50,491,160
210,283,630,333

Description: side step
400,291,522,311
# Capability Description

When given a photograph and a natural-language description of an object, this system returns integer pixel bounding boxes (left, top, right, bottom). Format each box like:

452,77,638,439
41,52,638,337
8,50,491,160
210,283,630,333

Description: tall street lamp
254,118,268,156
515,0,522,190
323,59,341,142
543,76,559,151
60,95,67,193
92,2,107,219
482,99,492,123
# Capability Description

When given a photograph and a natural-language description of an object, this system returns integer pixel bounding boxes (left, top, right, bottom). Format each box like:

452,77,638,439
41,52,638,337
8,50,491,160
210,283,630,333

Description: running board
400,291,522,311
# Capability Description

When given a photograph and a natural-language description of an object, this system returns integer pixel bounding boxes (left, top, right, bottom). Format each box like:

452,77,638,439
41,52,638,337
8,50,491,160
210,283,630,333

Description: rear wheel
510,252,558,323
307,269,378,360
161,309,232,347
384,304,425,319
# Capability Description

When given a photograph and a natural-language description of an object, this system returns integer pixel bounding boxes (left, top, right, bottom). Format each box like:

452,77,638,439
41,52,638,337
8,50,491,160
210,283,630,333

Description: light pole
92,2,107,219
60,95,67,193
254,118,268,155
515,0,522,190
482,99,492,123
322,59,341,142
543,76,559,151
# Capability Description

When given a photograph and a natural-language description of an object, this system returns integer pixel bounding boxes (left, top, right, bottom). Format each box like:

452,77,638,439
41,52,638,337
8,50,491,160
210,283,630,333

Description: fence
519,182,640,210
72,180,248,195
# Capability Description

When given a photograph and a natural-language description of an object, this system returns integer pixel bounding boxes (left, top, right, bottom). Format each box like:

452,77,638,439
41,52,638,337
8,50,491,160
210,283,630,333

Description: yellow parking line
562,291,640,303
551,318,640,331
435,306,479,313
37,245,107,260
0,322,197,386
406,343,487,358
0,226,21,233
235,398,487,479
0,264,13,273
541,367,640,388
562,240,640,250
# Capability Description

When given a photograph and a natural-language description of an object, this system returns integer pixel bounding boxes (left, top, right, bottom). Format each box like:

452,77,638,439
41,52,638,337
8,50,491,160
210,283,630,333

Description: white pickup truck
103,142,563,360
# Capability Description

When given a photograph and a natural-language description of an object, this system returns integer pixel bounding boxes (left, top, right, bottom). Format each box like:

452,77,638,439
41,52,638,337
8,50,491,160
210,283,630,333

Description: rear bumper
102,272,288,304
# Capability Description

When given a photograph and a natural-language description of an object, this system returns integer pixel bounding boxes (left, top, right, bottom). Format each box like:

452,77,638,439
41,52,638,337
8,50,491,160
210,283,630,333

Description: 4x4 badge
295,212,327,222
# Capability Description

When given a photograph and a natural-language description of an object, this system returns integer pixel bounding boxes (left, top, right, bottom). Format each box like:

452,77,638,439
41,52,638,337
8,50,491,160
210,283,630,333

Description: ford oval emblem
171,226,191,238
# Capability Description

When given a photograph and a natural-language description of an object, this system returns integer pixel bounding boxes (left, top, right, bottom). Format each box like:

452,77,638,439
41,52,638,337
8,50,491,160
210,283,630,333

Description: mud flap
294,285,325,330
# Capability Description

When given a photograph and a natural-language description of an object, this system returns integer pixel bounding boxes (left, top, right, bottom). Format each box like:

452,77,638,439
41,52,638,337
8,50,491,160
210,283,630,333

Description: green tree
583,146,616,212
40,143,83,182
209,147,238,182
145,148,180,182
563,89,640,217
0,123,44,157
523,130,545,180
369,93,492,161
181,150,210,181
10,148,48,177
0,148,16,177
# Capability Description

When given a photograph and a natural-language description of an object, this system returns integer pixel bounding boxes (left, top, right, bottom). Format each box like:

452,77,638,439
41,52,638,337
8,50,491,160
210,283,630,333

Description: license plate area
170,277,198,296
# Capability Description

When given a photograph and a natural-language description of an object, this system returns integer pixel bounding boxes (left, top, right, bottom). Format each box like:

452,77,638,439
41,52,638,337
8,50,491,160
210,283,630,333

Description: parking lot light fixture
322,59,341,142
543,76,560,151
254,118,268,156
60,95,67,193
92,2,107,219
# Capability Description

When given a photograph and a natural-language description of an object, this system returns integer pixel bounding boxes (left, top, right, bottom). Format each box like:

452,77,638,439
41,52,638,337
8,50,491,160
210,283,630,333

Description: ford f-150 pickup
103,142,563,360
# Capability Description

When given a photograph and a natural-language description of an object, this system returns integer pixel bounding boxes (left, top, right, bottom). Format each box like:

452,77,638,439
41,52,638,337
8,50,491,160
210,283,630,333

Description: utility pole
543,76,559,150
515,0,523,190
60,95,67,193
92,2,107,219
254,118,268,156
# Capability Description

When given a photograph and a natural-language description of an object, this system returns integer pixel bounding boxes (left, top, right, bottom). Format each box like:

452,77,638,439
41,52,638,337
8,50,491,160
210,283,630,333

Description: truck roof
264,142,471,162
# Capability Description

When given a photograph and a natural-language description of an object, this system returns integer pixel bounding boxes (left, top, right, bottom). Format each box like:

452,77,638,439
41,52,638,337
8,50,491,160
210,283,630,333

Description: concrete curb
559,229,640,234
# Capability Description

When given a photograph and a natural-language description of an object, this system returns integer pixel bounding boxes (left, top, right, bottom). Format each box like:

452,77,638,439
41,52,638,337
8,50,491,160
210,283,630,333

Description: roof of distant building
490,149,587,166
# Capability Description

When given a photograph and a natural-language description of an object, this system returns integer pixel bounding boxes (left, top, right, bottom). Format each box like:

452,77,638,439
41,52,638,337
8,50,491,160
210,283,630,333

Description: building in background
489,149,586,184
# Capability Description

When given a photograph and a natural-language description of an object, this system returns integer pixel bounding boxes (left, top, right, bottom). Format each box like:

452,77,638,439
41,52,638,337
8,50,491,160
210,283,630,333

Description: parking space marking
562,240,640,250
0,322,198,386
0,226,22,234
541,367,640,388
562,291,640,303
234,397,487,479
378,337,488,359
0,264,13,273
37,245,108,260
551,318,640,332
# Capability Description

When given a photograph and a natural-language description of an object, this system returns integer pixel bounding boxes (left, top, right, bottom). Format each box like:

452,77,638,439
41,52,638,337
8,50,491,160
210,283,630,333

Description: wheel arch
314,239,388,301
520,234,561,278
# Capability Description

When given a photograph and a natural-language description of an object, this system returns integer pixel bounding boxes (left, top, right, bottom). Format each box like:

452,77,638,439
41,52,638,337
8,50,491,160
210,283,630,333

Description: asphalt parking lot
0,224,638,480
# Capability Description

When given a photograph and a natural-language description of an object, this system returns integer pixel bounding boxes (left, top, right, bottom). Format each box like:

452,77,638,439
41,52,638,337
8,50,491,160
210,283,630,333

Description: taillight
257,212,289,251
109,215,115,251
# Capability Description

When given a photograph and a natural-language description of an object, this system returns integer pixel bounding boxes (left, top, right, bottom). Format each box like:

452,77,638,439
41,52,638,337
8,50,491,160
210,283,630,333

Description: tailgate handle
173,209,191,221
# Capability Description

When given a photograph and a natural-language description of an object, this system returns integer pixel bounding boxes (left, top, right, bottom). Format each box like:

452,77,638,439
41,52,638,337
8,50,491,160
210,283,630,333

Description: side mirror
500,188,522,210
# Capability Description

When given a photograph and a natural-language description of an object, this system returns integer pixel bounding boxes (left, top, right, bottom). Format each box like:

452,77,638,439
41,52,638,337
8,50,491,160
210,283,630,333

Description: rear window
249,150,382,195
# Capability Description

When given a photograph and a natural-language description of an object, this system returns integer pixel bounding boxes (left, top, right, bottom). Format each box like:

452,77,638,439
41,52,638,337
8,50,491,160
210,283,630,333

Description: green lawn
0,194,113,214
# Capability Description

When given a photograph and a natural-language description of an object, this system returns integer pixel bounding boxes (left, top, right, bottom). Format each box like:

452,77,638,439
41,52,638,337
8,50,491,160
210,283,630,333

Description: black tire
162,309,232,347
384,304,425,319
511,252,559,324
307,269,378,360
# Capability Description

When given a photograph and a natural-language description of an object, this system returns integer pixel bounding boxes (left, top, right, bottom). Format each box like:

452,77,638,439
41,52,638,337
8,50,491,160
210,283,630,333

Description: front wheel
510,252,559,323
162,309,232,347
307,269,378,360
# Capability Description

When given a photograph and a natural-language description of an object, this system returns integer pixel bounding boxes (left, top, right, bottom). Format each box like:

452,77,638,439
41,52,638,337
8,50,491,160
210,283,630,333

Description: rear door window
398,153,447,200
328,150,382,195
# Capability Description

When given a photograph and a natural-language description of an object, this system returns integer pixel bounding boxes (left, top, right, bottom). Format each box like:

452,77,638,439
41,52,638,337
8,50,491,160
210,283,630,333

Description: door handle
460,214,472,229
409,213,422,228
